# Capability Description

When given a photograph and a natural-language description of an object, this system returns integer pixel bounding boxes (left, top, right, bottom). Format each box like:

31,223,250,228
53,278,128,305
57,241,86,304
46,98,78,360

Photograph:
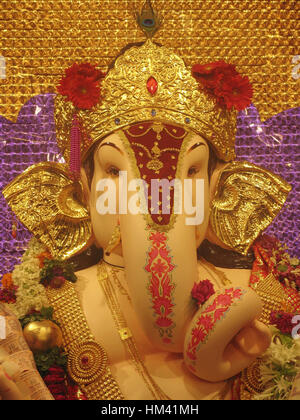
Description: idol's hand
184,287,272,382
0,365,23,400
0,303,53,400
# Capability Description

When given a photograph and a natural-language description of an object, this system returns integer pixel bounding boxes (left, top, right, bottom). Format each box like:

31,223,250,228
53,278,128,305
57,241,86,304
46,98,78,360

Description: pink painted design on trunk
186,288,244,363
145,231,176,342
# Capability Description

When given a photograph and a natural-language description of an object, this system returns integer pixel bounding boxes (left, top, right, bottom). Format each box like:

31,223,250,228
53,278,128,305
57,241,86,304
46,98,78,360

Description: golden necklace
97,260,170,400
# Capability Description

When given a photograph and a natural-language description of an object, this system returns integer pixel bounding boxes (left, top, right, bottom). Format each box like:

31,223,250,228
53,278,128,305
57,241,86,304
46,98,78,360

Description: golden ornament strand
109,265,132,304
97,260,170,400
45,281,124,400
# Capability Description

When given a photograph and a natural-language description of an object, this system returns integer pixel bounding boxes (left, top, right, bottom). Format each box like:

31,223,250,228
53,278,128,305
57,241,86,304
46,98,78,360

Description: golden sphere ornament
23,320,63,352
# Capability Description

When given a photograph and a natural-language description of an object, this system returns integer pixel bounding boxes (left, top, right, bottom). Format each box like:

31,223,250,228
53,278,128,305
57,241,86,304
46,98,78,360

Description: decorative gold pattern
55,40,237,164
210,161,292,255
104,224,121,256
0,1,298,124
23,320,63,352
2,162,92,260
45,280,124,400
67,341,108,385
240,360,265,400
252,273,290,325
98,261,170,400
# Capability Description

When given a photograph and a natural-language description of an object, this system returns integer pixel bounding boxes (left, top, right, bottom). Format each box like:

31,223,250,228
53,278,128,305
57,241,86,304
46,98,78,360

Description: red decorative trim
145,231,176,342
186,288,244,362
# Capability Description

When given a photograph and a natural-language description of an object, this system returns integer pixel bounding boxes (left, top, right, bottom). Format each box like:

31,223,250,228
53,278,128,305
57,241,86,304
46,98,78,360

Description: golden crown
54,39,238,165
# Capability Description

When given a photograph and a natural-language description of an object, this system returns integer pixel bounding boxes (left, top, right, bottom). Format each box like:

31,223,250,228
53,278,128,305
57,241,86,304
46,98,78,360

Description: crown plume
136,0,161,39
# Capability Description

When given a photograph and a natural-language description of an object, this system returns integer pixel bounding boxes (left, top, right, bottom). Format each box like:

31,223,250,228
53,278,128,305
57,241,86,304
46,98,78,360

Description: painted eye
106,166,120,177
188,166,199,177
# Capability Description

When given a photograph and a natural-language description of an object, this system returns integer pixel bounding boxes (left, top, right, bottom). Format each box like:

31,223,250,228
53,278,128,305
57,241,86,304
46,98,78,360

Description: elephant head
3,40,291,382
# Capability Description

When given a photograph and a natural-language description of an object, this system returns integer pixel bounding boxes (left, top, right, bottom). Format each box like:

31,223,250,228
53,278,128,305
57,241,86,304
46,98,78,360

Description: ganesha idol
0,4,300,401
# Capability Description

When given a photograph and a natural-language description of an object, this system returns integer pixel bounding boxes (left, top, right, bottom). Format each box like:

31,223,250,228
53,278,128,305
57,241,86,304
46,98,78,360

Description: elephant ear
210,161,291,255
2,162,92,260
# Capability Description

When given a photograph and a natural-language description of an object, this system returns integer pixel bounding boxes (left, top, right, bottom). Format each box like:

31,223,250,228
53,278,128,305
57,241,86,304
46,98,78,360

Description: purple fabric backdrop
0,95,299,277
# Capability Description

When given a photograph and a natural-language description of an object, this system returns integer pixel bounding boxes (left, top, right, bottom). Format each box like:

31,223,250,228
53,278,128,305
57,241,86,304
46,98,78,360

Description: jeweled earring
105,221,121,256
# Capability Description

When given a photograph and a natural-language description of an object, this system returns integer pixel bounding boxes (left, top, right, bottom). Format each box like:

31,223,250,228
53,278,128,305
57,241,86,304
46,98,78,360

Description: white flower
7,237,49,319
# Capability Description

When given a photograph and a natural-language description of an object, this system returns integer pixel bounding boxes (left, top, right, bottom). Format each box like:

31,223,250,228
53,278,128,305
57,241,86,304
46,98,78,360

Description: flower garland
1,238,50,319
0,237,83,400
253,327,300,400
258,235,300,292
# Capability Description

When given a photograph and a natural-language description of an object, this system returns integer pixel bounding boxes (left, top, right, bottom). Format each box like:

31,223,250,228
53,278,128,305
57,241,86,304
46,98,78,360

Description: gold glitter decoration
0,1,298,123
67,341,108,385
2,162,92,260
46,280,124,400
55,39,237,164
240,360,265,400
210,160,292,255
23,320,63,352
252,273,291,325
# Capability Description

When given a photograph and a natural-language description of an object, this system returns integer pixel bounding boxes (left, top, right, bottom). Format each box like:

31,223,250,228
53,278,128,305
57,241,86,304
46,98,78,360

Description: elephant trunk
120,212,198,352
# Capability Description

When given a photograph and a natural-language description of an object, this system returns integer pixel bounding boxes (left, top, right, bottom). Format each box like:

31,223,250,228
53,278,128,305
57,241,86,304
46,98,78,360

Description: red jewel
147,77,158,95
81,356,89,365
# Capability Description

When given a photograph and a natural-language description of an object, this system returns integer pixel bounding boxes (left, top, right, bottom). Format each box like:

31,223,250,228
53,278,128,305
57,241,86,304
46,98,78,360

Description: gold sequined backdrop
0,0,299,122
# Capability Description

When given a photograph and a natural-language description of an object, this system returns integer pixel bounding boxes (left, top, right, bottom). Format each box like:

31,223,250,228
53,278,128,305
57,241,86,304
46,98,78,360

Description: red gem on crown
147,76,158,95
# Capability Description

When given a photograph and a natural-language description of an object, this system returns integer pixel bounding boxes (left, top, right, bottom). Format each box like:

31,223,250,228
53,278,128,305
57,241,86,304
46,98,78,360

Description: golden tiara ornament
54,0,254,170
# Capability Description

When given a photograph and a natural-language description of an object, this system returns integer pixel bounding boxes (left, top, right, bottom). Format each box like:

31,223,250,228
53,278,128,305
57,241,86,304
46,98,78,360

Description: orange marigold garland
0,273,18,303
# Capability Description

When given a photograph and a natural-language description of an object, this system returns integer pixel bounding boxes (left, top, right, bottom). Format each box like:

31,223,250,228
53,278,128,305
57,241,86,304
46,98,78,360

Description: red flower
57,63,104,110
0,285,18,304
192,61,237,89
48,366,65,376
270,311,295,335
191,280,215,306
192,61,253,111
49,276,66,289
215,74,253,111
47,383,66,395
43,374,65,385
257,234,281,254
55,395,67,400
65,63,101,79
